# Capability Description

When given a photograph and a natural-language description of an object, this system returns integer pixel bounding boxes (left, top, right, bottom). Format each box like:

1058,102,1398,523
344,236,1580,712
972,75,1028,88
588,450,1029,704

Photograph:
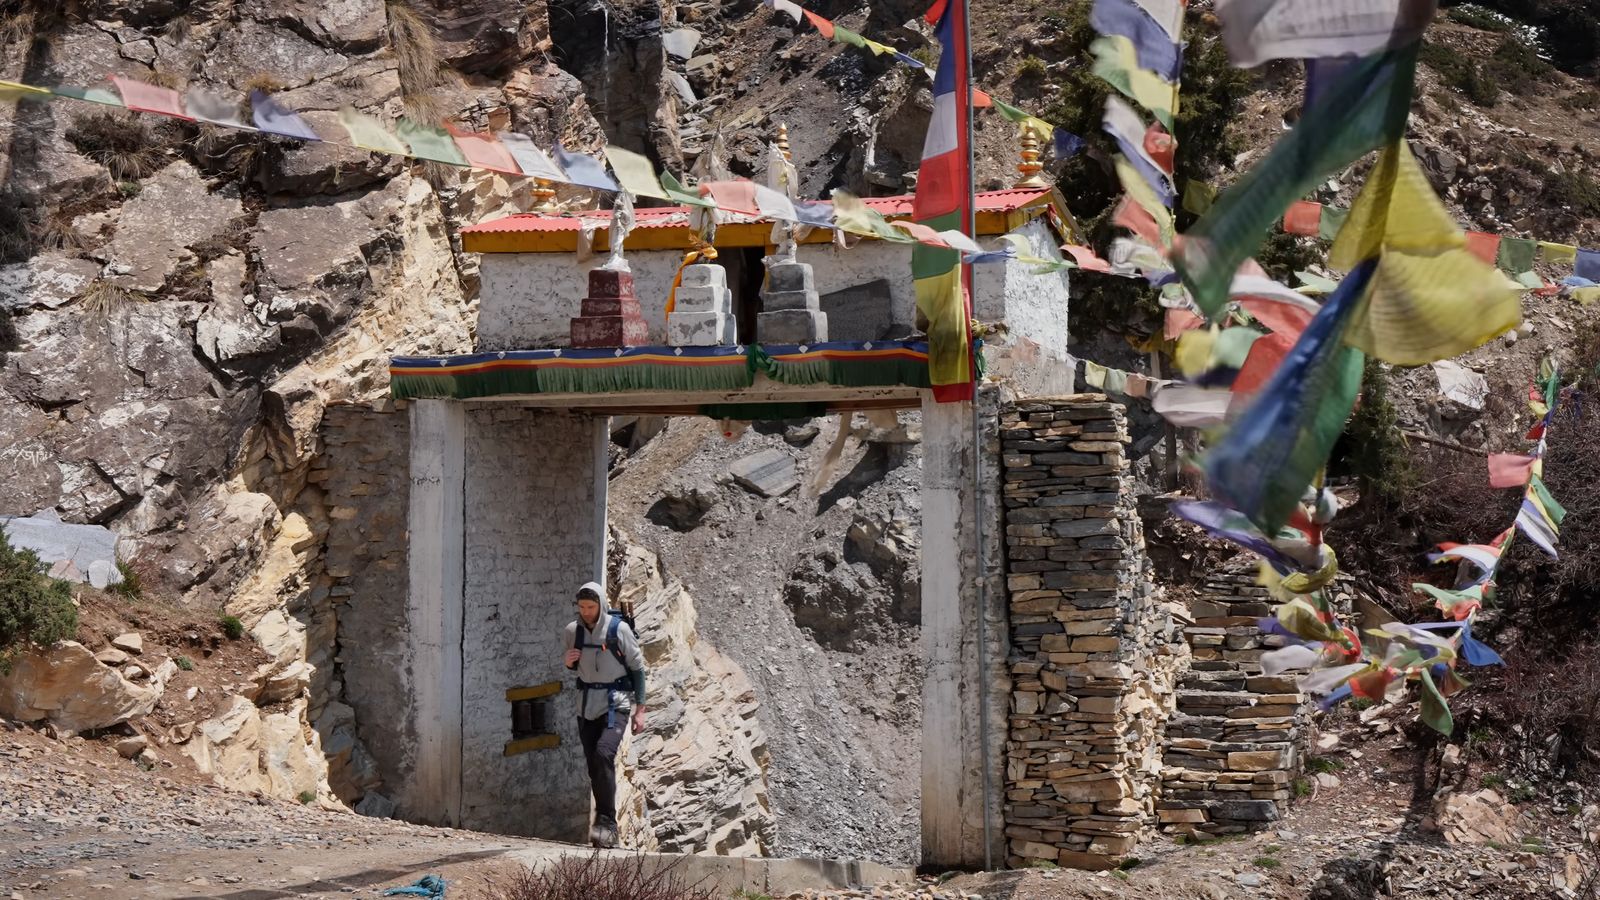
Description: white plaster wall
997,219,1071,360
460,407,607,840
797,242,917,331
477,251,688,350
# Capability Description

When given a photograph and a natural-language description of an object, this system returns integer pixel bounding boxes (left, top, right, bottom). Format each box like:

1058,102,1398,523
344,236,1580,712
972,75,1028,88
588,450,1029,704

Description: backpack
572,609,638,673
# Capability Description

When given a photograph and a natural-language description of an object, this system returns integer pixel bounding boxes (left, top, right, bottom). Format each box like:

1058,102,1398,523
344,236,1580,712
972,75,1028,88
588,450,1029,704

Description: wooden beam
503,734,561,756
505,681,562,702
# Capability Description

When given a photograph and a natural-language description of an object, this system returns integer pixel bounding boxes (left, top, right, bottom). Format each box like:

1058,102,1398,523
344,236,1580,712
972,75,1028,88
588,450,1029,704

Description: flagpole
957,0,995,873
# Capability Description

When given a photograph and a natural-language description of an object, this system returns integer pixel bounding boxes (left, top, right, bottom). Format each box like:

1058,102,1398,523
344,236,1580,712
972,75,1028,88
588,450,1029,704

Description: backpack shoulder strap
573,618,586,650
604,615,629,670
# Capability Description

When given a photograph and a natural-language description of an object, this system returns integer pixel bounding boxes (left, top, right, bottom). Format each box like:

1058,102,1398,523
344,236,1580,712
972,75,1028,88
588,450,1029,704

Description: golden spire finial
777,122,792,163
1015,121,1046,188
531,177,558,212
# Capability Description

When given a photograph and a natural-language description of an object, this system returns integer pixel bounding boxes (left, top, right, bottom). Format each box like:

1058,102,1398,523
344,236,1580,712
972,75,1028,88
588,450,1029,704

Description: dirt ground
6,694,1596,900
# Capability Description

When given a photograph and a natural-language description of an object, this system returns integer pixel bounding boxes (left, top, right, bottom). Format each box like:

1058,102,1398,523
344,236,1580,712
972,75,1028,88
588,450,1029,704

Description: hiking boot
596,821,619,849
588,824,605,848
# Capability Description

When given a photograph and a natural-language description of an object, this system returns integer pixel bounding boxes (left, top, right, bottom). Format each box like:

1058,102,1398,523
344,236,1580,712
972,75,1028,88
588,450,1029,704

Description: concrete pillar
919,390,1008,869
404,399,466,826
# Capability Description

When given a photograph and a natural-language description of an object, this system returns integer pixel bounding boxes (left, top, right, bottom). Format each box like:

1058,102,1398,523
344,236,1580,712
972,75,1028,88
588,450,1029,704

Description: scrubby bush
490,852,717,900
0,527,78,672
1419,42,1501,106
1543,169,1600,217
1485,36,1555,94
219,614,245,640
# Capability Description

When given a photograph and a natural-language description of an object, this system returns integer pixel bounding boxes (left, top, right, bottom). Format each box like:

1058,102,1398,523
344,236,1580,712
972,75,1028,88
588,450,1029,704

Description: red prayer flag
111,76,192,120
972,88,993,108
446,125,521,175
1113,195,1162,246
1487,453,1536,488
1282,200,1322,236
1465,231,1501,264
1144,124,1175,174
803,10,835,38
1165,307,1204,340
1232,332,1294,397
702,180,760,214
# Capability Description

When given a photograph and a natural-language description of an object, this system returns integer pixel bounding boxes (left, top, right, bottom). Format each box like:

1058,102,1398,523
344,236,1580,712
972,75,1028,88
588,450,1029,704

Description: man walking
562,581,647,848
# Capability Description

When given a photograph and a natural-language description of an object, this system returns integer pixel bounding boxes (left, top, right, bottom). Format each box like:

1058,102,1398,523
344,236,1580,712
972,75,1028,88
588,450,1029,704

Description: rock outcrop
611,531,774,856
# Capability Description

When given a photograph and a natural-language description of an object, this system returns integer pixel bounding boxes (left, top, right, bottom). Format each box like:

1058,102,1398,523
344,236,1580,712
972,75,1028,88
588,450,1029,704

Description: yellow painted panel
504,734,561,756
505,682,563,702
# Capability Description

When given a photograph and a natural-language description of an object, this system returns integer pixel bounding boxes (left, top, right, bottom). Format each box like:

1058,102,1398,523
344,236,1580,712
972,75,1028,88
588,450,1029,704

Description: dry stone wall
999,396,1182,871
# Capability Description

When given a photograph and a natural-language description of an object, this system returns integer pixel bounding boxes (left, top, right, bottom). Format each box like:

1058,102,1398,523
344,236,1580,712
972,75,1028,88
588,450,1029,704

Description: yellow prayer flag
863,38,896,56
1114,156,1173,244
1539,241,1577,264
0,80,51,103
1572,286,1600,305
603,146,670,200
337,106,410,156
1175,327,1216,377
1084,360,1108,389
1328,141,1463,271
1344,246,1522,366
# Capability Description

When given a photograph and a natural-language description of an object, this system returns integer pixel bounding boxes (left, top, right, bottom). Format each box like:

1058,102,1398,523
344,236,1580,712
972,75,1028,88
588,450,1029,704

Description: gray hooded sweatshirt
563,581,647,721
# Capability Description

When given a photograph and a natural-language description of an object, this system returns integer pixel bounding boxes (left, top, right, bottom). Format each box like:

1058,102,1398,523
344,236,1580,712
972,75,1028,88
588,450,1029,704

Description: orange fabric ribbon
665,243,719,315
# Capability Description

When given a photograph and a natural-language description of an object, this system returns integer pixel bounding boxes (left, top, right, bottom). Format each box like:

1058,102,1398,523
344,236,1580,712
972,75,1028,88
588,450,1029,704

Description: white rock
94,648,130,666
115,734,149,759
111,632,144,655
0,642,162,732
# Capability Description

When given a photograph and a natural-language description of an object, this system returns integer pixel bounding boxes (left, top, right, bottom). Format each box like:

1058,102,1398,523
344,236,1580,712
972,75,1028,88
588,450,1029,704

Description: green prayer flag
1183,180,1216,217
660,171,716,208
993,97,1029,124
832,25,867,48
1317,205,1349,241
1529,475,1566,525
397,119,468,165
1174,44,1418,317
53,84,124,107
1496,236,1537,276
1419,668,1454,736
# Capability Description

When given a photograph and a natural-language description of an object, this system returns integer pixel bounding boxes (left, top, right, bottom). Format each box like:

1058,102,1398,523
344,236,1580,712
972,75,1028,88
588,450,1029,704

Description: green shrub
175,655,194,671
219,614,245,640
1481,772,1507,789
1486,37,1555,94
1544,170,1600,217
1016,55,1047,79
1292,778,1312,798
1449,4,1514,31
1562,89,1600,111
1419,42,1500,106
1253,856,1282,869
1334,360,1415,510
0,527,79,673
297,789,316,804
1305,756,1346,775
109,559,142,602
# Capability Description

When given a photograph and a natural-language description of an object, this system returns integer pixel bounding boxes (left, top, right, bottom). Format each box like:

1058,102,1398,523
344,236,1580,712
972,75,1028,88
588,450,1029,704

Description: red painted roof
461,186,1053,235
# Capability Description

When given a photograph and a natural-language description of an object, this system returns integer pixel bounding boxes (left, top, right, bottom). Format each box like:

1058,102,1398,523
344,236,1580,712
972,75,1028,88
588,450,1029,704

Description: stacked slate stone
999,396,1176,871
1158,562,1323,834
759,259,827,343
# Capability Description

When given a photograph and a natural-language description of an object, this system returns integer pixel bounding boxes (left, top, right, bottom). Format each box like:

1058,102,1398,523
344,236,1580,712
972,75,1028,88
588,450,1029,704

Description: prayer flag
1092,0,1185,81
913,0,976,402
803,10,835,38
936,230,984,253
1114,156,1174,242
338,106,410,156
398,119,468,165
1103,96,1176,206
1232,331,1294,397
1202,259,1375,533
1317,204,1348,241
661,171,717,208
864,38,896,55
703,180,761,214
1464,230,1500,265
1063,244,1114,272
1133,0,1184,38
1487,453,1536,489
1152,383,1233,426
1090,35,1178,128
754,183,798,223
1054,128,1085,159
894,50,927,69
1539,241,1577,264
54,84,124,107
1346,247,1521,365
1104,367,1129,395
553,143,619,191
1496,237,1537,278
112,76,192,120
1418,668,1453,735
1327,140,1460,268
185,89,252,130
251,90,319,141
0,80,51,103
500,133,567,182
1215,0,1436,69
1576,248,1600,283
1516,496,1559,558
1174,44,1417,316
604,146,671,199
1084,360,1108,388
1412,583,1484,621
1183,179,1216,216
449,125,521,175
832,25,867,48
771,0,805,24
1529,475,1565,525
1283,200,1322,236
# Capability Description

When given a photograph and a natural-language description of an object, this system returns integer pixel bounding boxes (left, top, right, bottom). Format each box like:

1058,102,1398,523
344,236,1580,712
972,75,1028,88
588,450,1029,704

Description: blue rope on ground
382,875,447,898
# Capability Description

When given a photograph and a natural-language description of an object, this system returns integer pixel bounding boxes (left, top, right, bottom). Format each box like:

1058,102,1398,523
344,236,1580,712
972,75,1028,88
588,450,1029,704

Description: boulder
243,0,387,52
645,485,717,532
1435,788,1521,845
196,254,282,377
105,161,243,292
115,734,149,759
0,641,162,733
201,20,351,89
111,632,144,655
728,448,798,497
261,111,400,197
0,511,121,586
185,695,267,793
262,699,322,799
94,648,130,666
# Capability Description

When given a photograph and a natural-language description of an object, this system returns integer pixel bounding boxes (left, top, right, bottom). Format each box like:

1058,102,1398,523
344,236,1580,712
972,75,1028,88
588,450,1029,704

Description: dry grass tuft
244,72,287,95
79,280,131,318
65,111,171,181
386,1,447,123
488,853,718,900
